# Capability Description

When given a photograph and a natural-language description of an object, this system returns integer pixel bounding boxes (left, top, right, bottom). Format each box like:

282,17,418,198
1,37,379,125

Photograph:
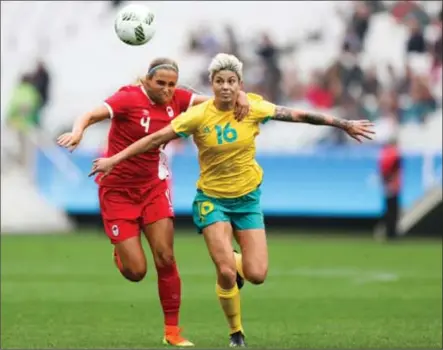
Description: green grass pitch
1,230,442,349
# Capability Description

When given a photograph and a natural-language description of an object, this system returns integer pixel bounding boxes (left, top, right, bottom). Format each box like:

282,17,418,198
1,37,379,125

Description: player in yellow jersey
90,53,375,347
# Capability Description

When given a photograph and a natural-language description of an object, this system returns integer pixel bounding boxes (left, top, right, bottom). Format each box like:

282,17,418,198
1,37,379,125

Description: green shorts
192,187,265,233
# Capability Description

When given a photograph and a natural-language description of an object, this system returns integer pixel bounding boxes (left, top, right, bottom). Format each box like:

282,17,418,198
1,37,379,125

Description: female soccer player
57,57,250,347
89,53,375,347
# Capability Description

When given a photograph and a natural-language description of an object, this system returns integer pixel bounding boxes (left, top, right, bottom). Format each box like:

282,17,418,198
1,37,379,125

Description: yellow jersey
171,93,276,198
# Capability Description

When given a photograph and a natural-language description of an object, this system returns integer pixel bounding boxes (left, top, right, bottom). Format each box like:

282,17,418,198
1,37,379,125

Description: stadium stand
1,0,441,234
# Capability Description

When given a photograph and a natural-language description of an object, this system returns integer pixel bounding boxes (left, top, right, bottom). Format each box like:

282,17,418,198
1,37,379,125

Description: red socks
156,262,181,327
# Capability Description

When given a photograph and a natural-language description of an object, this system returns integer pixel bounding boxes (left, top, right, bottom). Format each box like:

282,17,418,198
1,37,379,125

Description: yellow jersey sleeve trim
171,120,190,138
176,131,189,138
261,116,272,124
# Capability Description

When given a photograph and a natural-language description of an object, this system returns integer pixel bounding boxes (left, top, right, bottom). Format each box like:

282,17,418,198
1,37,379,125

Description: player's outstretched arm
270,106,375,143
57,105,110,152
89,125,179,177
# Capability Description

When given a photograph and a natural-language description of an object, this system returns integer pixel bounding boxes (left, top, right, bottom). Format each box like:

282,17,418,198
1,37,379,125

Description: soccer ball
114,4,156,46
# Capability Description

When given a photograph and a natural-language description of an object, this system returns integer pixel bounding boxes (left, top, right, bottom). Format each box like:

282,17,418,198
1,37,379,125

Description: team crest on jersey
111,224,119,236
166,106,174,118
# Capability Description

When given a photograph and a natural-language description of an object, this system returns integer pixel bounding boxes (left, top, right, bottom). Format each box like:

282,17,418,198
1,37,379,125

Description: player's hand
57,132,83,152
88,157,116,178
344,120,375,143
234,91,250,121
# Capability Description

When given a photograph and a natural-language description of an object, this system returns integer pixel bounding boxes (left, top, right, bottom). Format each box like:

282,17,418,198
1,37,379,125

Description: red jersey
98,85,194,187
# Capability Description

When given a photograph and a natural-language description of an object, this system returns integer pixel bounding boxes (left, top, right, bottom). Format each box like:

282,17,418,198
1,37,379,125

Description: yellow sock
216,283,243,335
234,252,244,279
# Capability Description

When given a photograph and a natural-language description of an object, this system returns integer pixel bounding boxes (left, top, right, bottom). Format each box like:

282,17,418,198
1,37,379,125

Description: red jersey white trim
103,102,114,119
158,146,170,180
187,94,196,110
99,85,193,187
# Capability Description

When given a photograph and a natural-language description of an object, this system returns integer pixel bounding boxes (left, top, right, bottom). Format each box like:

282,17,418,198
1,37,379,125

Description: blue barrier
35,146,442,217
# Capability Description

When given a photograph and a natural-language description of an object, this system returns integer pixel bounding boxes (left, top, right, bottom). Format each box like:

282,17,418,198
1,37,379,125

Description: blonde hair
208,53,243,82
147,57,179,78
133,77,143,85
132,57,179,85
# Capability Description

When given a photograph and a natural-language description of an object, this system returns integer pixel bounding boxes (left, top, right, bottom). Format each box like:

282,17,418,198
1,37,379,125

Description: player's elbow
151,128,175,149
150,134,164,149
89,105,111,124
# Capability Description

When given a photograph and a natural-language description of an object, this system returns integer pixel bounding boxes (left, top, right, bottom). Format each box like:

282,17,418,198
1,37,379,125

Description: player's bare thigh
142,217,175,268
139,180,176,268
202,221,237,289
114,235,147,282
234,229,268,284
99,186,149,282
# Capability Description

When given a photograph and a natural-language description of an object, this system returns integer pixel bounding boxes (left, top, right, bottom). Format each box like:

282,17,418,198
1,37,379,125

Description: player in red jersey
57,57,250,347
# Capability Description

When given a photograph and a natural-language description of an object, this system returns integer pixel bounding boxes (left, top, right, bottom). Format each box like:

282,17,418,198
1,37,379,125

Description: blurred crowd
5,60,50,130
187,1,442,144
4,60,51,167
5,0,441,151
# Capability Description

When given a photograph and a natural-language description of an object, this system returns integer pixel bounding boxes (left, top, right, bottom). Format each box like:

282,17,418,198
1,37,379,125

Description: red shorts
99,179,174,244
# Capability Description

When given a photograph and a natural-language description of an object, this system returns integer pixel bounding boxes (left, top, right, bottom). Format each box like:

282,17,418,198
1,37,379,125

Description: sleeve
170,106,202,138
175,88,195,113
103,89,132,119
248,93,276,124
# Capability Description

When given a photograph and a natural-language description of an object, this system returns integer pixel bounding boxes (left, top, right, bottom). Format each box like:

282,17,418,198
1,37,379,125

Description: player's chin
151,93,170,104
219,95,234,103
159,95,173,104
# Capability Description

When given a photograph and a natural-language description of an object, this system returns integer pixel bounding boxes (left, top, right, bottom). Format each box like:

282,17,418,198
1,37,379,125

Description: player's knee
122,265,147,282
153,248,175,269
217,264,237,286
244,265,268,285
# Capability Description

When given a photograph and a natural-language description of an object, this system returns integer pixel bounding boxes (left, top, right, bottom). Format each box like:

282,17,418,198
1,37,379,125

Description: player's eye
168,82,176,87
156,80,166,86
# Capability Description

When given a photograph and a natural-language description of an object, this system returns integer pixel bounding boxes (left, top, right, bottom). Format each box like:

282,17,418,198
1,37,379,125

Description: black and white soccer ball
114,4,155,46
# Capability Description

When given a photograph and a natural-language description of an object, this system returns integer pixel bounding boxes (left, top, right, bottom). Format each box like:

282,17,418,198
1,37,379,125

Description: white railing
1,126,83,183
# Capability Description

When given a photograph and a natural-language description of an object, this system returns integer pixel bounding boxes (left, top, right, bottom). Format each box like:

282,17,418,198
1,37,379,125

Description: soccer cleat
162,326,194,347
233,250,244,290
229,331,246,347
